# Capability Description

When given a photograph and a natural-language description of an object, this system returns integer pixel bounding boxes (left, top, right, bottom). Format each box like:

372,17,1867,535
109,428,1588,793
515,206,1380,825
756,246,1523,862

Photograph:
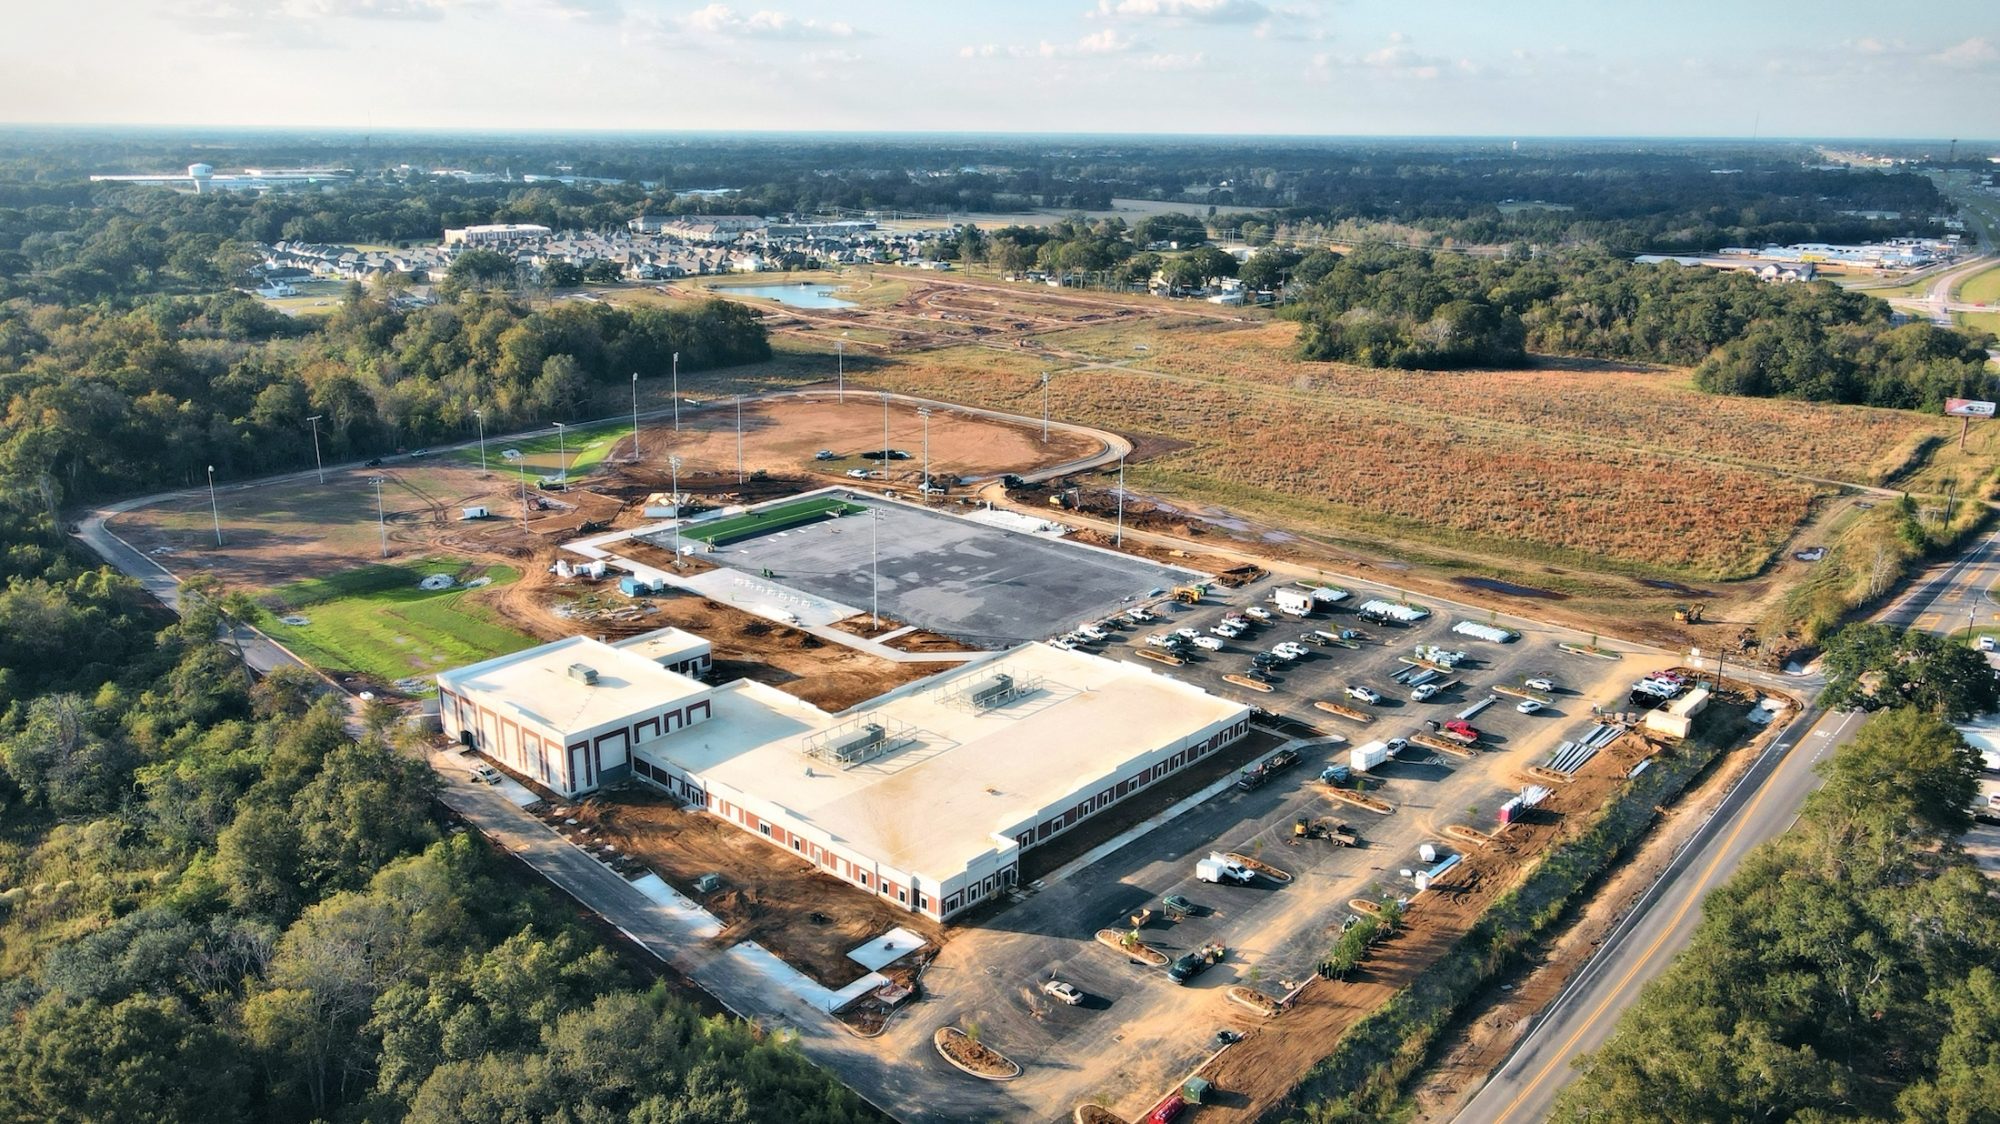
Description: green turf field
257,556,535,688
455,418,631,477
685,496,865,545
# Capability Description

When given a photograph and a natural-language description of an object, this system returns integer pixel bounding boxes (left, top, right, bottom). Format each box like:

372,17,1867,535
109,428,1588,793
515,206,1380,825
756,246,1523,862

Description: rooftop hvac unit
824,723,886,764
968,673,1015,708
567,663,599,685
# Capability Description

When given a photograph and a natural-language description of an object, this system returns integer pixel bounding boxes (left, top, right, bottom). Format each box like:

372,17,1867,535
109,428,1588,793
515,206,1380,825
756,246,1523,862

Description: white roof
440,635,709,737
640,643,1247,879
613,626,711,664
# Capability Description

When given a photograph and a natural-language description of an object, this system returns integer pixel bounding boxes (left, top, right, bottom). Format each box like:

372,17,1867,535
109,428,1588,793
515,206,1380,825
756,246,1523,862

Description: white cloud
1091,0,1268,23
680,4,856,40
1136,51,1206,70
1931,37,1998,68
961,30,1137,61
803,47,862,64
958,43,1002,58
1075,27,1136,54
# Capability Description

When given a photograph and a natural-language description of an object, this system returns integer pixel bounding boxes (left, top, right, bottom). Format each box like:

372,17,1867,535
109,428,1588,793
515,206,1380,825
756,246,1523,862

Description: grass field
257,556,534,689
686,496,865,545
1955,310,2000,336
1958,264,2000,306
456,419,632,477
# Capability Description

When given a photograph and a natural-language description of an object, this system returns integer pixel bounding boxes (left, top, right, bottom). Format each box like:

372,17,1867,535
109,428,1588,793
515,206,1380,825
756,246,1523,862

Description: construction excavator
1674,603,1706,624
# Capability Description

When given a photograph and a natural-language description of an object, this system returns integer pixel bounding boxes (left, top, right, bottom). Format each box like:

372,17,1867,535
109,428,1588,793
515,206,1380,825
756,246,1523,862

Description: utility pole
672,352,681,434
870,507,880,629
207,465,222,546
735,395,745,483
519,465,528,530
837,337,845,403
306,415,325,484
669,454,683,564
1116,454,1126,547
373,475,387,557
881,391,890,483
917,406,931,499
474,408,486,473
1041,371,1050,443
630,372,641,462
553,422,567,487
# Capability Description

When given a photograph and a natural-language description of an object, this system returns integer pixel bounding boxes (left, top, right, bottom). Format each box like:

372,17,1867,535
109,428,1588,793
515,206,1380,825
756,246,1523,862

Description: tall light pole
373,475,387,557
474,408,486,473
669,454,683,564
630,372,641,463
518,464,528,530
881,391,890,483
735,395,745,483
1040,371,1050,443
306,415,325,484
917,406,931,498
206,465,222,546
1115,454,1126,548
837,337,845,403
672,352,681,434
870,508,880,629
553,422,567,487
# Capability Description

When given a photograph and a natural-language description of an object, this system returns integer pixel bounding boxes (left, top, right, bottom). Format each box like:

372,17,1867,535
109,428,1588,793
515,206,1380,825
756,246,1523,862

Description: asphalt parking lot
872,572,1652,1121
698,496,1191,648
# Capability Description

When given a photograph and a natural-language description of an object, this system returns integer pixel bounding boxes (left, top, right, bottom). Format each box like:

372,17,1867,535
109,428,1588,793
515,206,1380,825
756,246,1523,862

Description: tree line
1286,245,1996,408
1555,636,2000,1123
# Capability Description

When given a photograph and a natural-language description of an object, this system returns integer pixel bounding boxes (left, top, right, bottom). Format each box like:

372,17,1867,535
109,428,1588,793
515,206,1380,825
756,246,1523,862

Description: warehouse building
438,634,1250,920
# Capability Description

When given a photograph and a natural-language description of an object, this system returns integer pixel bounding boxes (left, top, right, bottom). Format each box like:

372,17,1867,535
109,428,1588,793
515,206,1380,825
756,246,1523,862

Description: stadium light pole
553,422,567,487
837,337,845,403
373,475,387,557
881,391,890,482
870,507,880,629
1116,453,1126,548
630,372,641,463
669,454,683,565
917,406,931,499
473,408,486,473
671,351,681,434
1041,371,1050,443
206,465,222,546
735,395,745,483
518,464,528,530
306,415,325,484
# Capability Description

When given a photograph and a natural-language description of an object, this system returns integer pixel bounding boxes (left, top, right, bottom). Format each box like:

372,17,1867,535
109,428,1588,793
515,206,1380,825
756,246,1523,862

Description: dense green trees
1820,622,2000,719
1556,709,2000,1122
1288,246,1995,404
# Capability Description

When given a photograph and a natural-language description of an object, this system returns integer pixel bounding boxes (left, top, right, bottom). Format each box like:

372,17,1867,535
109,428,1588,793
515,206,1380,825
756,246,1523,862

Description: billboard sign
1946,399,1996,418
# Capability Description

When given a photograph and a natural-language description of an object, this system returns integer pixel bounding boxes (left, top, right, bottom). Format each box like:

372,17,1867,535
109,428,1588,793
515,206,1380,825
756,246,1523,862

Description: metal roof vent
567,663,599,685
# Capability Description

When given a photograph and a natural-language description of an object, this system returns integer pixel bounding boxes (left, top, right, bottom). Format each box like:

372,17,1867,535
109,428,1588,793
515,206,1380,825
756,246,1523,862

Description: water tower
187,163,214,193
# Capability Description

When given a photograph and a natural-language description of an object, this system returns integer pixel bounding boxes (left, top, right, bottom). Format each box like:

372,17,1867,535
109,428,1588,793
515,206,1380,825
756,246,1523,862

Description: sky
2,0,1996,138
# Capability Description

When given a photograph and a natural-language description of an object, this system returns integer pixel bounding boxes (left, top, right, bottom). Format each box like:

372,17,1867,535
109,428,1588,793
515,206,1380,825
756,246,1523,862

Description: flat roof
613,626,711,664
639,643,1248,879
441,635,710,737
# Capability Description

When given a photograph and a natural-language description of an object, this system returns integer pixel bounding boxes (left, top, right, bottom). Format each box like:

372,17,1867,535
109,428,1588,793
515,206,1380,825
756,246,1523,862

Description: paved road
1454,527,2000,1122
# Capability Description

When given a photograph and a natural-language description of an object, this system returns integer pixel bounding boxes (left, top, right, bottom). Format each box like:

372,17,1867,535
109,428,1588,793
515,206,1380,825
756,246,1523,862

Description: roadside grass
452,419,631,476
1956,263,2000,306
1954,310,2000,337
257,556,533,688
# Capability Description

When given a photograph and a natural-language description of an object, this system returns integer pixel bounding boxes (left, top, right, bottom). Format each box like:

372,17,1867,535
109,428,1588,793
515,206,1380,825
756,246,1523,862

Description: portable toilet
1182,1077,1212,1105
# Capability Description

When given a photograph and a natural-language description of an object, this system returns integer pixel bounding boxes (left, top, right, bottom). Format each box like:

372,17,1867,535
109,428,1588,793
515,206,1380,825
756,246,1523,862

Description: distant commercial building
439,633,1250,920
444,224,554,246
90,164,352,193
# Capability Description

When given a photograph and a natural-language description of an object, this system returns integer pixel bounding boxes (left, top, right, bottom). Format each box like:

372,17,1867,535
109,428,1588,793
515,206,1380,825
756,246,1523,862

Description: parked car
814,449,837,460
1191,635,1224,651
469,764,501,784
1250,652,1279,668
1213,623,1242,639
1525,677,1556,692
1126,607,1154,622
1517,699,1545,714
408,448,430,458
845,468,872,479
1981,636,1997,652
1346,685,1381,704
1320,762,1352,784
1410,683,1441,702
1274,642,1310,659
1385,737,1409,756
1078,625,1108,642
1162,893,1197,915
1267,747,1302,770
1244,606,1273,621
1145,633,1179,648
363,457,383,467
1040,979,1084,1006
1174,627,1200,640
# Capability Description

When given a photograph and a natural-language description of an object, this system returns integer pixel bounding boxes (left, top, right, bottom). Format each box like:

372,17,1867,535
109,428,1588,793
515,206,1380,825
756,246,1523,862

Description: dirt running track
1187,731,1663,1122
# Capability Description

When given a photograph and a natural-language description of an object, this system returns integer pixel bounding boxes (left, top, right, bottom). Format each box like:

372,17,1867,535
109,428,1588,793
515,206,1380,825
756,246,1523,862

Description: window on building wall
897,889,907,904
793,839,803,852
759,823,772,837
859,873,870,887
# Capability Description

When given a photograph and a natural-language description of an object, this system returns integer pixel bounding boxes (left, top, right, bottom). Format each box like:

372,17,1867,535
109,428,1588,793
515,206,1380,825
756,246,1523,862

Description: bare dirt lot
564,787,945,989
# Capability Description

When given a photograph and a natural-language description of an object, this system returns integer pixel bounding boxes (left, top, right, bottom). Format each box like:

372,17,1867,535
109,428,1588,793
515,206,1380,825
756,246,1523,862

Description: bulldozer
1674,603,1706,624
1173,583,1208,605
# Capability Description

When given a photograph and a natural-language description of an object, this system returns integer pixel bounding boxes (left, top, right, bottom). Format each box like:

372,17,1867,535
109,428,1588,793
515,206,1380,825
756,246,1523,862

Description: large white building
438,631,1250,921
444,223,554,246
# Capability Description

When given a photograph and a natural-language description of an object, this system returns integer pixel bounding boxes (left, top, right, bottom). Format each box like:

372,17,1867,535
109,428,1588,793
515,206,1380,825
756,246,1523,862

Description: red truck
1439,719,1481,745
